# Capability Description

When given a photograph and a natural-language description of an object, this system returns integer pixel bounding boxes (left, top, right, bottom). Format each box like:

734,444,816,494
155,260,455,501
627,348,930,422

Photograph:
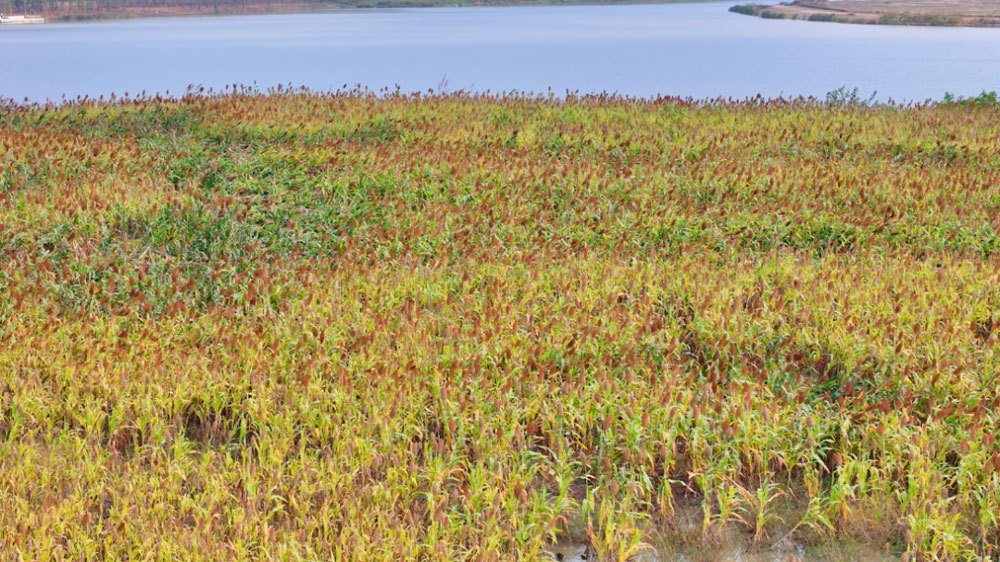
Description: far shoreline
729,1,1000,28
0,0,720,25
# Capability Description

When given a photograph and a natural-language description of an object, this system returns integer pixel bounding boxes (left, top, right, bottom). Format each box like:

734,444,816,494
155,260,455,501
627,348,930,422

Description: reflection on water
3,2,1000,102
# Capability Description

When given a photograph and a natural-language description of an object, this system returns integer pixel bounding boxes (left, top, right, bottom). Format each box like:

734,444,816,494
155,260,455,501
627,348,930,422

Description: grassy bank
3,89,1000,560
729,0,1000,27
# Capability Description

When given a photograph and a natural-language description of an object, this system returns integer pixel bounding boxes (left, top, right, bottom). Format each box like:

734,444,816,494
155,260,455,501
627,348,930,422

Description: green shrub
728,4,757,16
942,90,1000,108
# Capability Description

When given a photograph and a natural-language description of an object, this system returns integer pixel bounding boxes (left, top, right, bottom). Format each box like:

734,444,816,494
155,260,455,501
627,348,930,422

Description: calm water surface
2,2,1000,102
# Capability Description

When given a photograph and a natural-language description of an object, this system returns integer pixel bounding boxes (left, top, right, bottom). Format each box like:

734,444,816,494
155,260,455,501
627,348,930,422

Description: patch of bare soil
546,497,901,562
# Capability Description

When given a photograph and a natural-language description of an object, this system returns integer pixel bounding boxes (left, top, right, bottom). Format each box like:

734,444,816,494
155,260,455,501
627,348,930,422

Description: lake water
2,2,1000,103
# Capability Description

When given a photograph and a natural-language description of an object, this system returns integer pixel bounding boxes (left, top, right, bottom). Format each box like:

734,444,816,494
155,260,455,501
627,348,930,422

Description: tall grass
2,89,1000,560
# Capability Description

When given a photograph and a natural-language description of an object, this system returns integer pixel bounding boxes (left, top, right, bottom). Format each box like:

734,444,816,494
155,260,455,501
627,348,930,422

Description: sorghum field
3,89,1000,561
